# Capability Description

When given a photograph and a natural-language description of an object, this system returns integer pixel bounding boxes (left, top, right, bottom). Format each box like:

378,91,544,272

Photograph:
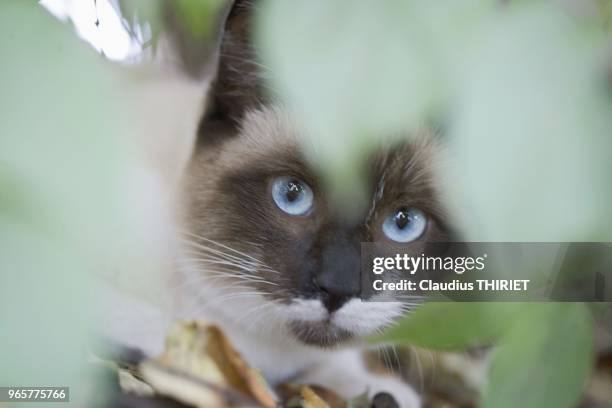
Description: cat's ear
204,0,266,125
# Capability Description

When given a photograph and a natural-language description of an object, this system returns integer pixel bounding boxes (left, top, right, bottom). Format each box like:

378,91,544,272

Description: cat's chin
288,320,357,348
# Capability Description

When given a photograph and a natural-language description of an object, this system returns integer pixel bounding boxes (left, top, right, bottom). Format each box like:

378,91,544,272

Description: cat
170,2,451,406
101,1,451,407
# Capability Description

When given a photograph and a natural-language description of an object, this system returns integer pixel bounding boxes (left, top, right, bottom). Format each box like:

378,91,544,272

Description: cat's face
181,105,449,347
176,0,449,347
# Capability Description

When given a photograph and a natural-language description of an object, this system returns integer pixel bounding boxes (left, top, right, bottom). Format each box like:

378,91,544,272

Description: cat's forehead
220,105,439,180
207,105,313,180
237,105,303,157
204,105,444,220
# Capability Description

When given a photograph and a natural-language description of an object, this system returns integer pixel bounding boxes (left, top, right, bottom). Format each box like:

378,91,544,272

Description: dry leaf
140,361,228,407
118,368,155,397
299,386,329,408
140,321,276,408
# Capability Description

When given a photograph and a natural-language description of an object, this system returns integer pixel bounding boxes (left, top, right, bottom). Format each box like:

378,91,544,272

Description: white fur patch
284,298,328,322
283,298,405,337
332,299,404,336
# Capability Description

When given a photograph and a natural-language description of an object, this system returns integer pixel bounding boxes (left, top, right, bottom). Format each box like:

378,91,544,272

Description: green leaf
0,1,135,402
372,302,521,350
444,3,612,241
482,303,594,408
173,0,225,39
256,0,494,214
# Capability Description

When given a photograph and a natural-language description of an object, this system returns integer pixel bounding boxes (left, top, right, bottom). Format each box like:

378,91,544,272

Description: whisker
180,239,264,270
176,255,273,277
173,271,279,291
193,291,273,310
180,232,280,274
173,255,282,291
409,346,425,393
179,242,280,277
175,258,277,282
236,302,276,331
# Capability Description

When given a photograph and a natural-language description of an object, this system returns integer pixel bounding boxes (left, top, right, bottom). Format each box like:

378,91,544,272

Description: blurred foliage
173,0,225,40
119,0,224,40
375,303,519,351
1,0,226,403
448,3,612,243
482,303,593,408
118,0,227,77
376,302,594,407
256,0,497,211
0,1,137,404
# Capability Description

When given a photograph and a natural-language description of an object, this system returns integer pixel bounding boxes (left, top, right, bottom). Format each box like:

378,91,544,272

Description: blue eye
382,207,427,243
271,176,314,216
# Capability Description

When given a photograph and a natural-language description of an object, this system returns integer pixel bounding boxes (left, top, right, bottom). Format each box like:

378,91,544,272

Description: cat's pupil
285,180,303,202
395,210,409,229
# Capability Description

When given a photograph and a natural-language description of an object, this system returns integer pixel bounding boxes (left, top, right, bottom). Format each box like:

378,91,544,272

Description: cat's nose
315,235,361,313
309,221,363,313
314,277,354,313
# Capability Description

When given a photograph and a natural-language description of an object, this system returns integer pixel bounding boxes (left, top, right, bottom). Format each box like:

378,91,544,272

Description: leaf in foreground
482,303,594,408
